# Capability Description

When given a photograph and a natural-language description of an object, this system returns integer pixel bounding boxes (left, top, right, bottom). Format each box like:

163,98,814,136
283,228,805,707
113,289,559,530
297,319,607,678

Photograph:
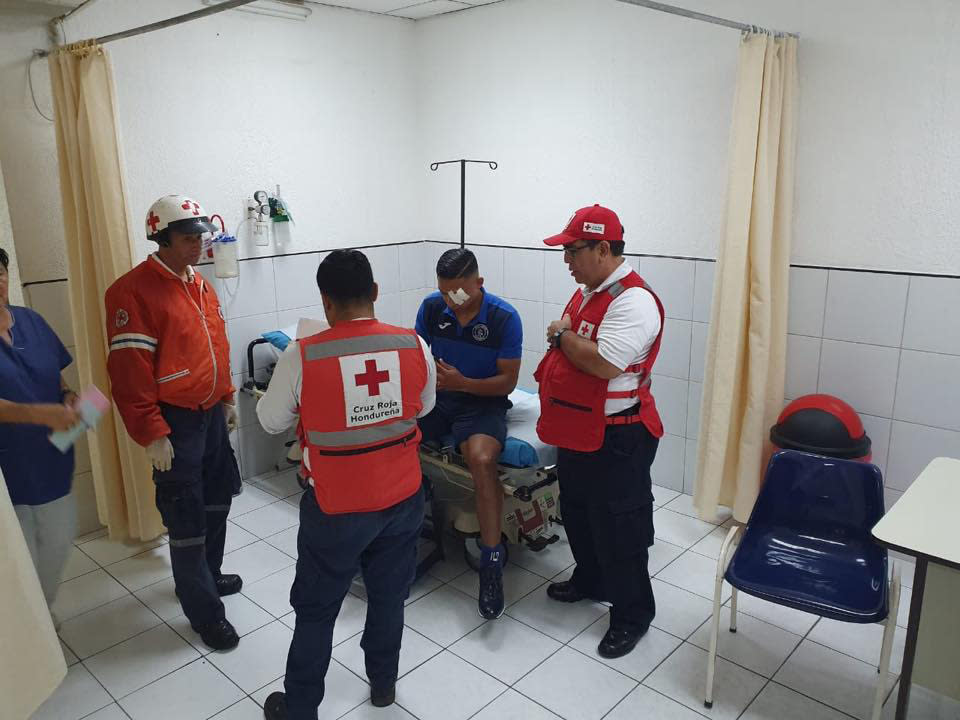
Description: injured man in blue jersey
415,248,522,621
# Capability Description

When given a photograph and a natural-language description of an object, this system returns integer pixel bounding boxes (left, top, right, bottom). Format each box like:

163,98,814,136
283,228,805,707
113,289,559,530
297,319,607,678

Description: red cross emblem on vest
147,211,161,233
355,359,390,396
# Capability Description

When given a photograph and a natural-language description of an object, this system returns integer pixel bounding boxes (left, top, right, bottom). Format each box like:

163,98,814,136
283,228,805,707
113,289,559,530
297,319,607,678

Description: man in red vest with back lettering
256,250,436,720
535,205,665,660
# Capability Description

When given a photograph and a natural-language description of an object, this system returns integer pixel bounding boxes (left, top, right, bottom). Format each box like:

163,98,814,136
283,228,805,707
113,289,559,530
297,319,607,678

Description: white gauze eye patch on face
448,288,470,306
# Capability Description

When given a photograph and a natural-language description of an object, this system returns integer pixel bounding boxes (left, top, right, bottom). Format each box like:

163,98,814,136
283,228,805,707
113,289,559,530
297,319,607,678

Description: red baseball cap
544,204,624,247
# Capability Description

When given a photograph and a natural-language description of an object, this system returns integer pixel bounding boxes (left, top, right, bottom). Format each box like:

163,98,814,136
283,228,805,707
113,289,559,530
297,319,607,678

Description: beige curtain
49,42,164,541
694,33,798,523
0,470,67,719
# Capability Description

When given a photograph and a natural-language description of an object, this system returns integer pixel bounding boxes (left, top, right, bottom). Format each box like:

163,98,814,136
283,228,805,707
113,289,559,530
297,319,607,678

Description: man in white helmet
105,195,243,651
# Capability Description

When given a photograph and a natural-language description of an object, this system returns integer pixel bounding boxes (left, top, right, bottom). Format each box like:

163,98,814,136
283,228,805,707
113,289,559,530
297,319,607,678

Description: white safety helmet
145,195,218,245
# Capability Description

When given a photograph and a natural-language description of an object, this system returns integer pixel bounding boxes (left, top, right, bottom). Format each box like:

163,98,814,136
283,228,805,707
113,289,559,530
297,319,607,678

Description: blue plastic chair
704,450,901,720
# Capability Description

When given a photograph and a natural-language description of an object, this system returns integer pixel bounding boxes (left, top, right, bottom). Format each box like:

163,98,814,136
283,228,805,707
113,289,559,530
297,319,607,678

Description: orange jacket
105,255,234,446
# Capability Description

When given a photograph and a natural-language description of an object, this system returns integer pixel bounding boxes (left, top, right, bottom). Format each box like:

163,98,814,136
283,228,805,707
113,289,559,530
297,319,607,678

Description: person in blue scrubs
415,248,522,620
0,248,80,614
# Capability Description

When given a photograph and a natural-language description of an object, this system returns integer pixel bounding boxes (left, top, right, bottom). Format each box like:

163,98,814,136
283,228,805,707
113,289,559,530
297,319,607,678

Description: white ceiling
305,0,501,21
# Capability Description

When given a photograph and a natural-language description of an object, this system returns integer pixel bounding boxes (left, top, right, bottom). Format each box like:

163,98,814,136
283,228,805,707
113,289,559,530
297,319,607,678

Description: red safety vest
298,320,427,514
534,270,665,453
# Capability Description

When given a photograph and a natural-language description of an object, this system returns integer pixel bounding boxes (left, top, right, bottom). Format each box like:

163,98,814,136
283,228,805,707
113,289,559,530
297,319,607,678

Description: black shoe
598,626,647,659
194,618,240,651
478,564,505,619
263,691,287,720
546,580,603,604
215,573,243,597
371,683,396,708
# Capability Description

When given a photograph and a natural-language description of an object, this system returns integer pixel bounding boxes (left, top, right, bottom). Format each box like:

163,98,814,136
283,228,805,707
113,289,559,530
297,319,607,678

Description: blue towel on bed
436,434,540,468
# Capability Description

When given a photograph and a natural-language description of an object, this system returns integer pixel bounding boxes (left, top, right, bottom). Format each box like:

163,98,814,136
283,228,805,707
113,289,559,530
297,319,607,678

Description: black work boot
193,618,239,651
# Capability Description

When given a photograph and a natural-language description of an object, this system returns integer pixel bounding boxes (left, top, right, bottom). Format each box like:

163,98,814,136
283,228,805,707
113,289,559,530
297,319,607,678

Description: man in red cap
534,204,665,659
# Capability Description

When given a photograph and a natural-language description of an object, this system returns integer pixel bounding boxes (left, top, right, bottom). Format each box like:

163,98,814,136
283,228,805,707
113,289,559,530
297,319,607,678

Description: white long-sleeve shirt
256,322,437,435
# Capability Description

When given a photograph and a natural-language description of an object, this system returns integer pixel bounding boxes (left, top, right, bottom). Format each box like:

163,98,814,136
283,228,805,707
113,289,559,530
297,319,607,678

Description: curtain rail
615,0,798,38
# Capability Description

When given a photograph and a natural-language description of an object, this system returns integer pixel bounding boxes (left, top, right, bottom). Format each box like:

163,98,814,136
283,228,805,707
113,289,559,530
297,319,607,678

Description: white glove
146,436,175,472
223,403,238,433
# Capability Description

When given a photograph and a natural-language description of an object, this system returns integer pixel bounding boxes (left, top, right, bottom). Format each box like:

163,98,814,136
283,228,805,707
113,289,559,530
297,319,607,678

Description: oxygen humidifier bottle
213,235,240,278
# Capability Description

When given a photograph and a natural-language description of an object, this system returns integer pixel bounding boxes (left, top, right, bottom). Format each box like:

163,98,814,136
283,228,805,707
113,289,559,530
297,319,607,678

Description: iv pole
430,159,498,248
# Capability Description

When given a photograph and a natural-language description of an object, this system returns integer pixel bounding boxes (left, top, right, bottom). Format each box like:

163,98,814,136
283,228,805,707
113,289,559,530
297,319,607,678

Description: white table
872,456,960,720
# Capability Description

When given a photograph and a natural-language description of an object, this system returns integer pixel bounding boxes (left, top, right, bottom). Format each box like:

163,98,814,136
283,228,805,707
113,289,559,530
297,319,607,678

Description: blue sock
480,542,505,568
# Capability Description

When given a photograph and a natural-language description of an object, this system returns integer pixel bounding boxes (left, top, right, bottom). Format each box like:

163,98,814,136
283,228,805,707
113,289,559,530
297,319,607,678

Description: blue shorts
418,392,510,451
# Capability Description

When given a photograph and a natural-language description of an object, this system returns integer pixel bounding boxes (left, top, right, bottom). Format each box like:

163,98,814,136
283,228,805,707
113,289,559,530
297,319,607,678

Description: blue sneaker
479,563,505,619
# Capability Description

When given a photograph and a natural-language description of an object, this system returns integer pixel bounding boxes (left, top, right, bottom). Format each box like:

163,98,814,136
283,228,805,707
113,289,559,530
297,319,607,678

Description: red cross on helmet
145,195,218,242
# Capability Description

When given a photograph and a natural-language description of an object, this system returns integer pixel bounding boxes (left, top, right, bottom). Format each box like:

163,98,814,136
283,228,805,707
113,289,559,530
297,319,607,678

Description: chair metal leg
730,586,739,633
705,525,741,709
872,564,902,720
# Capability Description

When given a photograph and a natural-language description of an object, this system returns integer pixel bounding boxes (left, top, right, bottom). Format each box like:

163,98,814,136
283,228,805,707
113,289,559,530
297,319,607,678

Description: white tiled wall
785,267,960,503
22,246,960,507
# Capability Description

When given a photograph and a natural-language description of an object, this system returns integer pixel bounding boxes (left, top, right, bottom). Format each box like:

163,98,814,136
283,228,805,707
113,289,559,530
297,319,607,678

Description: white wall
416,0,960,275
0,0,422,283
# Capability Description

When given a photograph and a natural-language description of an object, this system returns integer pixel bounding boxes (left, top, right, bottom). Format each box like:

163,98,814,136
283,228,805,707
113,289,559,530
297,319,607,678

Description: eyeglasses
563,242,596,259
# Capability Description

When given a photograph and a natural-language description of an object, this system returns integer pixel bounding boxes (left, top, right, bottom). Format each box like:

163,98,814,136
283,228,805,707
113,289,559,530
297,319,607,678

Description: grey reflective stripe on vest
608,281,627,299
304,333,419,362
169,535,205,548
308,417,417,447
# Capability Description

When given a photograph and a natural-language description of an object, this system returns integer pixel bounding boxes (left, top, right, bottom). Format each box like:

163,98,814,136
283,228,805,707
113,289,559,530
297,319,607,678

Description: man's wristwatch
553,327,568,348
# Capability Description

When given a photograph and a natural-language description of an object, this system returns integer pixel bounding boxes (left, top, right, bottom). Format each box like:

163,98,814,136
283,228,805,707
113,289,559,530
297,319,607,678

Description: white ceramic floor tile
31,664,113,720
404,586,487,646
516,646,637,720
207,620,293,693
211,697,266,720
107,546,173,592
449,615,562,685
249,659,369,719
340,699,419,719
60,638,79,666
75,527,109,545
726,591,819,637
645,642,766,720
58,594,161,659
664,493,730,524
253,470,304,499
649,579,715,640
242,565,297,618
474,689,564,719
449,562,547,608
222,541,296,585
509,527,576,579
333,623,442,682
424,549,470,584
52,569,130,621
775,640,896,720
808,617,906,673
85,624,200,699
229,485,280,518
404,573,443,605
606,684,708,720
654,509,717,549
395,651,507,720
570,617,682,682
83,704,130,720
133,578,183,621
231,500,300,539
223,522,260,555
648,540,686,576
264,525,299,559
171,592,276,654
652,484,681,508
656,551,731,602
688,607,803,677
80,535,165,567
742,681,852,720
61,545,99,582
506,584,608,643
119,658,244,720
895,559,915,589
689,524,738,561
